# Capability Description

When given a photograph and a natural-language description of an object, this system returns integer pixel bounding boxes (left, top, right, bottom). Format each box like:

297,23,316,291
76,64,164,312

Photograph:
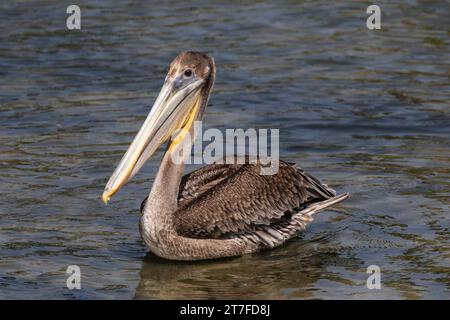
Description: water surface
0,0,449,299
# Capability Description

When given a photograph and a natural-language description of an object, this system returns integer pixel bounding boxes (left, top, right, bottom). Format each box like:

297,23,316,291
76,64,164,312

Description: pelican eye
184,69,193,77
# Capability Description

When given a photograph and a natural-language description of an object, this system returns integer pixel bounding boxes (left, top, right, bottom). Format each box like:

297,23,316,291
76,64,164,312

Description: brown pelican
102,51,349,261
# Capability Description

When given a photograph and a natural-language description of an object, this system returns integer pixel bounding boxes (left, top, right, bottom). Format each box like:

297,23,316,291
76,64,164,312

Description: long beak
102,76,204,203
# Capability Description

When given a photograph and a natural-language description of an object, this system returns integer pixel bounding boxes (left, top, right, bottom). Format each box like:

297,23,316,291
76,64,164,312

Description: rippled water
0,0,449,299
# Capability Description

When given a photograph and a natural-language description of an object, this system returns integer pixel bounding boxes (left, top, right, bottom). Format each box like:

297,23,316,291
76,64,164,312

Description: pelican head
102,51,215,203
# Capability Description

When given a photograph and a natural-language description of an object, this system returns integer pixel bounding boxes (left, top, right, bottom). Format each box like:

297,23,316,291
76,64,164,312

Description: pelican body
103,51,348,261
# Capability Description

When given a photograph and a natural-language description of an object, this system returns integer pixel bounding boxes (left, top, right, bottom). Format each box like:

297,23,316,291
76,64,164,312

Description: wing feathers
173,160,344,240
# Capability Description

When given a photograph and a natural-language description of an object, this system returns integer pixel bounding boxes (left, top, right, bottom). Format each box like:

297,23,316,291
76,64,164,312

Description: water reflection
135,236,366,299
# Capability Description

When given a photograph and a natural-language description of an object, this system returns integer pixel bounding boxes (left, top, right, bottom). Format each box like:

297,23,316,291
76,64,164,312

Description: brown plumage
140,157,348,258
175,159,336,239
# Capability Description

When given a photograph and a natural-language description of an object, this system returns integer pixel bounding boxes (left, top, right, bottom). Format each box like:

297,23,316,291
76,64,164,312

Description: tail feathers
301,193,349,217
238,193,349,251
321,183,336,196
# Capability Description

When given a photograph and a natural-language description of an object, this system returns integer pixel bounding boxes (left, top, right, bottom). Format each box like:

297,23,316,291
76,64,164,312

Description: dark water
0,0,449,299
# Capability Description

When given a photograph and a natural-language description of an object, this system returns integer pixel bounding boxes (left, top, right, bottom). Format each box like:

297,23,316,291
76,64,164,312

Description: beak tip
102,191,111,205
